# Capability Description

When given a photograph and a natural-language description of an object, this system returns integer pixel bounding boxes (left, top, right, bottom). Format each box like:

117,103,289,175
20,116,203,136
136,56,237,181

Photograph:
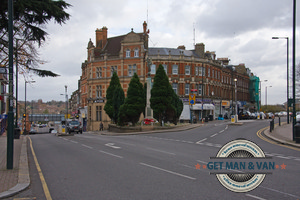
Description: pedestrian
100,122,103,131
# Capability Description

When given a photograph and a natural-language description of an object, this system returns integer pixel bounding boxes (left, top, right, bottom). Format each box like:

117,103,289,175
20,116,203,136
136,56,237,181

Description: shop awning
190,103,215,110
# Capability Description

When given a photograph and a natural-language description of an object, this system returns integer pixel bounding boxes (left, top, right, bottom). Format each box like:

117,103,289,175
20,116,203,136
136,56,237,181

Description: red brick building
79,22,252,131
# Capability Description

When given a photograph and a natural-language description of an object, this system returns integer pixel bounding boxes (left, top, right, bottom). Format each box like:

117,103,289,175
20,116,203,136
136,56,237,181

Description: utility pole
7,0,14,169
292,0,296,141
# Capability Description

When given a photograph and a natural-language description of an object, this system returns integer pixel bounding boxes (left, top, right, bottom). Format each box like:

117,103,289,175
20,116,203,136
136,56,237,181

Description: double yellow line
28,137,53,200
256,126,300,151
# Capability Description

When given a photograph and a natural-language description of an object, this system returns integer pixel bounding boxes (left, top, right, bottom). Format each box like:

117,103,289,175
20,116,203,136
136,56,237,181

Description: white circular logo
215,139,266,193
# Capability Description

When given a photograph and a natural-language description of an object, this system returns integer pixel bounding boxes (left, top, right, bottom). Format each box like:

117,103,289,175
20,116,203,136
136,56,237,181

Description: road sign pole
7,0,14,170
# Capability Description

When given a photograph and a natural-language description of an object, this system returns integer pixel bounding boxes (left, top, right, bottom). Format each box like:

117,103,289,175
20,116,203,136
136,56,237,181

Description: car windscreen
69,121,80,125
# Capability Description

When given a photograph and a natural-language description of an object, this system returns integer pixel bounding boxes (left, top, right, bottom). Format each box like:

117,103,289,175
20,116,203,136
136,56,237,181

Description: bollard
295,123,300,143
279,116,281,126
270,119,274,132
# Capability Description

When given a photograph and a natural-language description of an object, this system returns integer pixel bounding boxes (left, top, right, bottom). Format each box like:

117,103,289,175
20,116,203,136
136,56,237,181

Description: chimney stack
95,26,108,49
195,43,205,58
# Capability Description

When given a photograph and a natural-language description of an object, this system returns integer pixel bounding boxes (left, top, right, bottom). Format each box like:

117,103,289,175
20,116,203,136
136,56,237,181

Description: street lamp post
24,81,35,134
265,86,272,110
259,80,268,112
272,37,289,124
234,78,237,116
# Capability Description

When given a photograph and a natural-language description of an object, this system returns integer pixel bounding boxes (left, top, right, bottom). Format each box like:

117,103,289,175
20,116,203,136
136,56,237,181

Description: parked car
296,114,300,123
29,127,37,134
66,120,82,134
259,112,266,119
238,111,251,120
267,112,274,119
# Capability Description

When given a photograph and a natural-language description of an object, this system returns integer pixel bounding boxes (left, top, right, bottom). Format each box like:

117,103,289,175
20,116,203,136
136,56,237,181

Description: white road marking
99,150,123,158
105,143,121,149
219,130,224,133
259,186,300,199
210,133,218,137
69,140,78,144
196,160,208,164
146,147,176,155
276,156,291,159
196,138,207,144
81,144,93,149
245,194,266,200
140,163,196,180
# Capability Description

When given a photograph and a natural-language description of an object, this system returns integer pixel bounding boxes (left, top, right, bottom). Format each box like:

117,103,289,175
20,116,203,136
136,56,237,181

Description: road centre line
210,133,218,138
259,186,300,199
99,150,123,158
219,130,224,133
245,194,266,200
196,160,208,164
196,138,207,144
146,147,176,155
69,140,78,144
81,144,93,149
276,156,290,159
140,162,196,180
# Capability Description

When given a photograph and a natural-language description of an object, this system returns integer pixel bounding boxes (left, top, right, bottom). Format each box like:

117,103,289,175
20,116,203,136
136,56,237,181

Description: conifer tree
104,72,121,123
118,73,145,126
112,86,125,124
150,64,174,125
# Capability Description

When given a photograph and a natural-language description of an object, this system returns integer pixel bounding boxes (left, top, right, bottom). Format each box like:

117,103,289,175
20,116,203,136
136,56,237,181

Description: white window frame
132,64,137,75
195,66,199,76
150,64,156,74
162,64,167,74
128,65,132,77
185,83,190,95
126,49,131,58
96,85,102,98
172,65,178,75
198,84,203,96
185,65,190,75
134,48,139,57
172,83,178,95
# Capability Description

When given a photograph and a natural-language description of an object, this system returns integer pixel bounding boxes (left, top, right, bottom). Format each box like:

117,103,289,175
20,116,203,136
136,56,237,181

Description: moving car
66,120,83,134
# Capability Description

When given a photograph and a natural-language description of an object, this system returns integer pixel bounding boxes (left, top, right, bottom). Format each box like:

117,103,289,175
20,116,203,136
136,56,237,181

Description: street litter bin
205,117,209,122
14,128,20,139
209,115,213,121
295,123,300,143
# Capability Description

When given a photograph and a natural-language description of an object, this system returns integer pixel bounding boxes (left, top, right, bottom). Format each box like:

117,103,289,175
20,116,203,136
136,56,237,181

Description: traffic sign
189,94,196,105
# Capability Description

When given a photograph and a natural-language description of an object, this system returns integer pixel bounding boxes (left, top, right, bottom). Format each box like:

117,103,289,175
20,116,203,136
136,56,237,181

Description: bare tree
0,0,71,77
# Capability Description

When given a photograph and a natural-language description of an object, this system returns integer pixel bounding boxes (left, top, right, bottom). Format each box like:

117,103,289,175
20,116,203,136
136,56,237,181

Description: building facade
78,22,257,131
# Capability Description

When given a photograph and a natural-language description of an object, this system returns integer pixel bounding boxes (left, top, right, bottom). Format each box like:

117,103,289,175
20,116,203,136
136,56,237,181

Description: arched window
126,49,131,58
134,48,139,57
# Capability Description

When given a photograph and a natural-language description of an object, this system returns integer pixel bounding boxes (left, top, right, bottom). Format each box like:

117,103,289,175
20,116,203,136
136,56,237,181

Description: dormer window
134,48,139,57
126,49,131,58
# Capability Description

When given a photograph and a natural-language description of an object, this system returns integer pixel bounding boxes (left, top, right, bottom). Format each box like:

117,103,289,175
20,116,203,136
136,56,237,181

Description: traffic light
23,113,26,118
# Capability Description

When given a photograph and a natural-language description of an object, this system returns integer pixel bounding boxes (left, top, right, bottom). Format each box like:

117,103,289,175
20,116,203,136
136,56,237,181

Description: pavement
264,121,300,148
0,120,299,199
0,133,30,199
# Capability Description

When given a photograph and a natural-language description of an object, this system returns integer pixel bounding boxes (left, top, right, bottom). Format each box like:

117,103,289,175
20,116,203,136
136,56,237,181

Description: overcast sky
18,0,300,106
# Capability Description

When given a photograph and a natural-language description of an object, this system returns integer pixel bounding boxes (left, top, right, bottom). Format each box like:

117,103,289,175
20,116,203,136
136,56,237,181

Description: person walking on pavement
100,122,103,131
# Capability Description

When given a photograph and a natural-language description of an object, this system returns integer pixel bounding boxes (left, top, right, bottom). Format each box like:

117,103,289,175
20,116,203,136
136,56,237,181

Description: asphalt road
8,119,300,200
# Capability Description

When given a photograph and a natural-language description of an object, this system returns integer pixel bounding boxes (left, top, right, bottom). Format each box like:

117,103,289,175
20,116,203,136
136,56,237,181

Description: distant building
78,22,258,131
